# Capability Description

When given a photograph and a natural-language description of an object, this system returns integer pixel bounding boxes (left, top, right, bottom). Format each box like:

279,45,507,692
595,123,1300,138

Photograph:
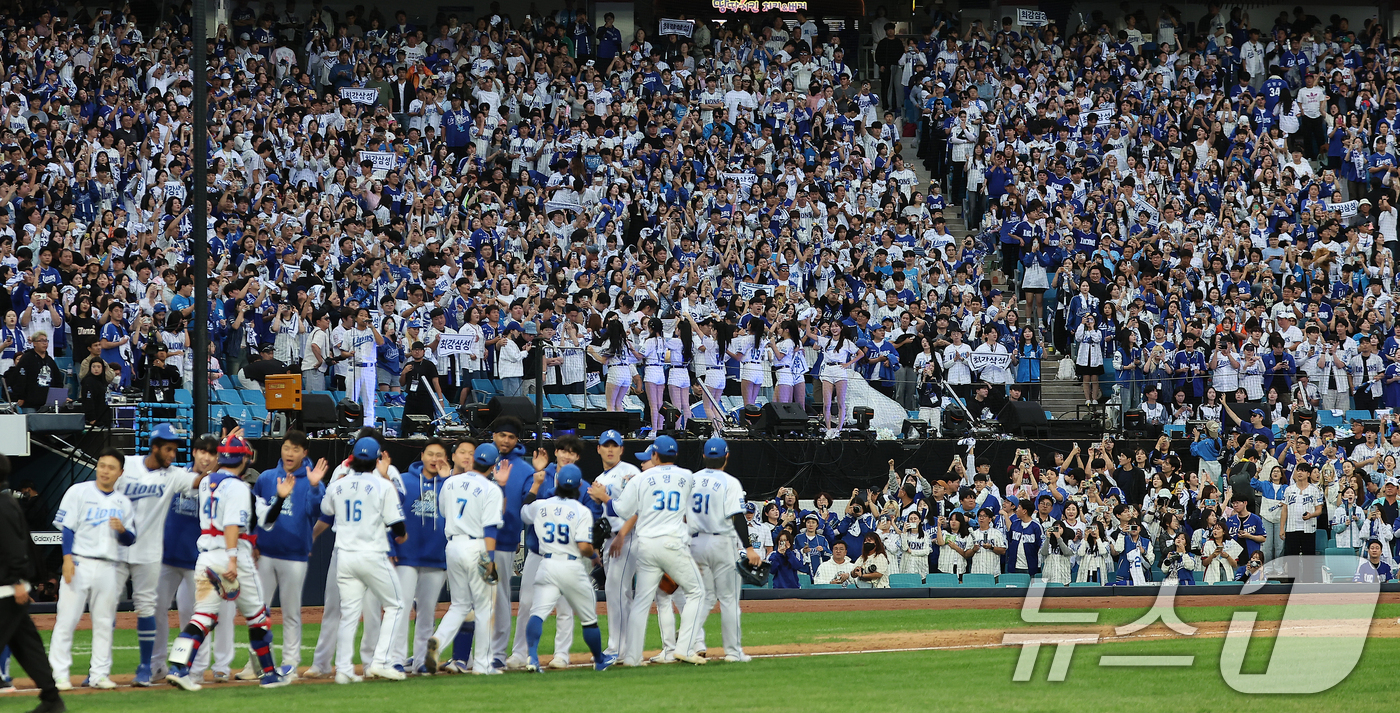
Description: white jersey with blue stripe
615,464,695,539
439,472,504,540
117,455,197,564
321,472,405,554
594,461,640,531
54,482,135,560
524,496,593,559
687,468,745,536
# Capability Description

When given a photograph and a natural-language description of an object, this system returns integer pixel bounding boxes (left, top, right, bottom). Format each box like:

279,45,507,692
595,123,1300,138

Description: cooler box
265,374,303,410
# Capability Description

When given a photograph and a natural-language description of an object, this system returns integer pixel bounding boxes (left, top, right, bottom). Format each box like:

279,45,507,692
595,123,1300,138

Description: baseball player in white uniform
116,424,199,686
608,435,707,667
344,307,385,427
520,463,614,672
152,435,235,683
585,429,640,662
49,448,137,690
685,438,761,661
320,437,408,684
165,434,293,691
424,444,505,676
304,430,404,678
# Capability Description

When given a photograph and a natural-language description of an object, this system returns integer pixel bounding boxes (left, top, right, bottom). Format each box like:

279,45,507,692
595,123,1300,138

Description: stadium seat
622,395,644,412
471,379,496,401
241,390,266,407
960,573,994,588
217,375,235,389
927,573,959,587
1318,411,1344,427
809,584,842,589
547,394,574,410
798,573,813,588
888,573,923,588
1068,582,1101,587
1211,580,1236,586
998,573,1031,588
1346,410,1372,422
1325,548,1357,582
585,394,608,410
174,389,193,405
213,388,241,404
1044,411,1053,421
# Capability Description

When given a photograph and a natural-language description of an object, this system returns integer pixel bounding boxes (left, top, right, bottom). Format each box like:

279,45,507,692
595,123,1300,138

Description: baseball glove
659,573,678,594
590,563,607,590
591,518,613,549
204,566,241,601
477,553,499,585
736,557,772,588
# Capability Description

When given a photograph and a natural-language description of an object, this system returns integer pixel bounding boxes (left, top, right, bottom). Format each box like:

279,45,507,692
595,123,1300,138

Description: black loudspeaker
754,402,808,435
999,401,1049,437
487,396,538,426
302,392,339,430
560,410,641,437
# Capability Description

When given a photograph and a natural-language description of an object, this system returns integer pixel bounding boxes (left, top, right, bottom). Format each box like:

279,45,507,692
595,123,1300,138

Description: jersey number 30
652,490,681,511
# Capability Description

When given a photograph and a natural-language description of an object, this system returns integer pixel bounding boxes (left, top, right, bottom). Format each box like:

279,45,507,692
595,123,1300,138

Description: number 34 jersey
615,464,694,540
524,496,593,559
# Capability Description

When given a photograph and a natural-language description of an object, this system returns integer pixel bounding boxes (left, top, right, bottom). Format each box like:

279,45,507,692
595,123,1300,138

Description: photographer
1160,532,1199,585
12,332,59,413
746,515,798,586
884,460,930,503
816,541,856,585
836,490,877,556
1040,522,1075,584
1076,521,1113,584
899,512,931,576
1235,549,1267,583
1200,522,1242,583
848,532,890,588
967,508,1006,576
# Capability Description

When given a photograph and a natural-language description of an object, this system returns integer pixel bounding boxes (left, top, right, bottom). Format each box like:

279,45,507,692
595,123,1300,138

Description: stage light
902,419,930,440
660,403,682,432
336,397,363,432
853,406,874,431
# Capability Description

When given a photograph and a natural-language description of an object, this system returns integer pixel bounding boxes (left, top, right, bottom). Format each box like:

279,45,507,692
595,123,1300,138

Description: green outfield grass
7,604,1397,712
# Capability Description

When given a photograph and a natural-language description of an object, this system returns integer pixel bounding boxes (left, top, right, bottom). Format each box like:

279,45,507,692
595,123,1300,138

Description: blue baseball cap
599,429,624,447
1250,408,1265,419
654,435,678,458
703,437,728,459
556,463,582,489
353,437,380,460
634,445,656,461
149,423,180,445
474,443,500,468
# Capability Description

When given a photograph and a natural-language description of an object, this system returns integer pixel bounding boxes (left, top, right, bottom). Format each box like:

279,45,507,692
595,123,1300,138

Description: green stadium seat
998,573,1031,588
1068,581,1102,587
798,574,813,588
888,573,924,588
927,573,959,587
809,584,842,589
960,573,995,587
1211,580,1236,585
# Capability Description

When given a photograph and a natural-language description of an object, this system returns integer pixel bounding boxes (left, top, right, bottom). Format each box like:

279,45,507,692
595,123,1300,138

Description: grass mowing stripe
8,638,1398,713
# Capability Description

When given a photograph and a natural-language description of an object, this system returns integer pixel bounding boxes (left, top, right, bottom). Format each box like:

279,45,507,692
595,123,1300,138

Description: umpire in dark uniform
0,453,65,712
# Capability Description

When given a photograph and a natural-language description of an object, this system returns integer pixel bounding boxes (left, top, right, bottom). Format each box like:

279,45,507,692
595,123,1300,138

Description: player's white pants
192,549,266,621
257,556,308,669
312,551,380,671
391,565,446,670
528,555,600,632
335,551,403,674
654,587,684,656
689,533,744,659
433,537,497,674
49,556,119,681
511,551,574,664
488,549,514,665
350,363,377,426
155,565,227,678
602,533,636,659
115,561,161,618
624,536,704,667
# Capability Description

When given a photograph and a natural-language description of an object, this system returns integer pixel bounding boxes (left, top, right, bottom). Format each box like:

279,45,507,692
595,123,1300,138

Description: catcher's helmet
737,557,772,588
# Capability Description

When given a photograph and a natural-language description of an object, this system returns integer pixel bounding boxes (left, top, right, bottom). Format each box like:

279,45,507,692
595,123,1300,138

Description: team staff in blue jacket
488,416,535,669
391,438,453,674
251,430,328,678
